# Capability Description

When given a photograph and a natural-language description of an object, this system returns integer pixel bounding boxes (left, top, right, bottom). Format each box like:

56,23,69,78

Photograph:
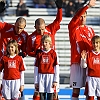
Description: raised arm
47,0,63,34
68,0,96,32
54,0,63,23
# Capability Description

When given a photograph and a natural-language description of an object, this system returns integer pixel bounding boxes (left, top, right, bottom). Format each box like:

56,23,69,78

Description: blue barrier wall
23,88,86,100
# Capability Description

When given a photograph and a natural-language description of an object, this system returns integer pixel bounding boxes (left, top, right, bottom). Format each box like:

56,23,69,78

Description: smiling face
92,36,100,52
42,40,51,51
7,43,16,56
42,35,52,51
6,40,19,56
92,39,100,52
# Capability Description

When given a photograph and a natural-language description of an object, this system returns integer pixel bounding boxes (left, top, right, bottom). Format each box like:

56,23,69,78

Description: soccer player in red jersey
0,40,25,100
26,0,63,57
68,0,96,99
81,35,100,100
34,34,59,100
0,17,28,59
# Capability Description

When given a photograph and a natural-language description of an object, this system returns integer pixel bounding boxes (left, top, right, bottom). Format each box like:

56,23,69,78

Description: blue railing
23,88,88,100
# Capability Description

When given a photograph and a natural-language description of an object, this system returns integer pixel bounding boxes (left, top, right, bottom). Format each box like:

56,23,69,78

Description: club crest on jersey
8,60,16,68
42,55,50,64
93,57,100,64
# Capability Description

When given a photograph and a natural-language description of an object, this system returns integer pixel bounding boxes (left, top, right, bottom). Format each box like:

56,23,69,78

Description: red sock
72,93,79,98
88,96,94,100
97,96,100,100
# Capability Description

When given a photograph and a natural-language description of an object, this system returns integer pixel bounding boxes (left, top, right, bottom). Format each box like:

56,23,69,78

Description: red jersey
68,5,95,65
0,55,25,80
35,49,58,74
87,51,100,77
0,22,13,60
1,25,28,57
27,8,62,57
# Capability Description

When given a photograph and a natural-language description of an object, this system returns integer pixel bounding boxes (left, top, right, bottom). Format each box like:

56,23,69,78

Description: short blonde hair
91,35,100,44
41,34,52,44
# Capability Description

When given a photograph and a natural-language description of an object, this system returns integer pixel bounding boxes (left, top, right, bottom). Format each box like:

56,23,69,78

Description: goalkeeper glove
0,1,5,13
55,0,62,9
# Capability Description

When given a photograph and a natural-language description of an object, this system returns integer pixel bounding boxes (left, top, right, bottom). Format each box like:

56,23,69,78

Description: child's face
7,43,16,56
42,40,51,51
92,40,100,51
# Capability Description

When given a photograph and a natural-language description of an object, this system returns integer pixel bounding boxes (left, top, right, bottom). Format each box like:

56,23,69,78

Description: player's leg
88,96,94,100
0,85,2,99
84,81,89,100
38,73,46,100
87,77,96,100
33,90,40,100
97,96,100,100
0,84,5,100
11,79,20,100
47,93,53,100
70,64,85,100
39,92,46,100
96,78,100,100
2,80,11,99
72,88,80,100
18,92,24,100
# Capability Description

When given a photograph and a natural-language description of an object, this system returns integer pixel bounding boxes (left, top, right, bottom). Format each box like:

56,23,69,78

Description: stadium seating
4,0,100,87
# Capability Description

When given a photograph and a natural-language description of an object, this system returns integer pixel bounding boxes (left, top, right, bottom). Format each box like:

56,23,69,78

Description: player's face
15,22,25,34
92,40,100,51
42,40,51,51
80,12,87,25
36,24,45,35
7,43,16,56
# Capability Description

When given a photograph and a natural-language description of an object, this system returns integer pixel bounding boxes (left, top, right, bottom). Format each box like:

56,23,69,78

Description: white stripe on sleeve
34,66,38,84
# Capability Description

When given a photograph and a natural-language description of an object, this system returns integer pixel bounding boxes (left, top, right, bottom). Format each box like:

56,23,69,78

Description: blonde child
81,35,100,100
34,34,59,100
0,40,25,100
